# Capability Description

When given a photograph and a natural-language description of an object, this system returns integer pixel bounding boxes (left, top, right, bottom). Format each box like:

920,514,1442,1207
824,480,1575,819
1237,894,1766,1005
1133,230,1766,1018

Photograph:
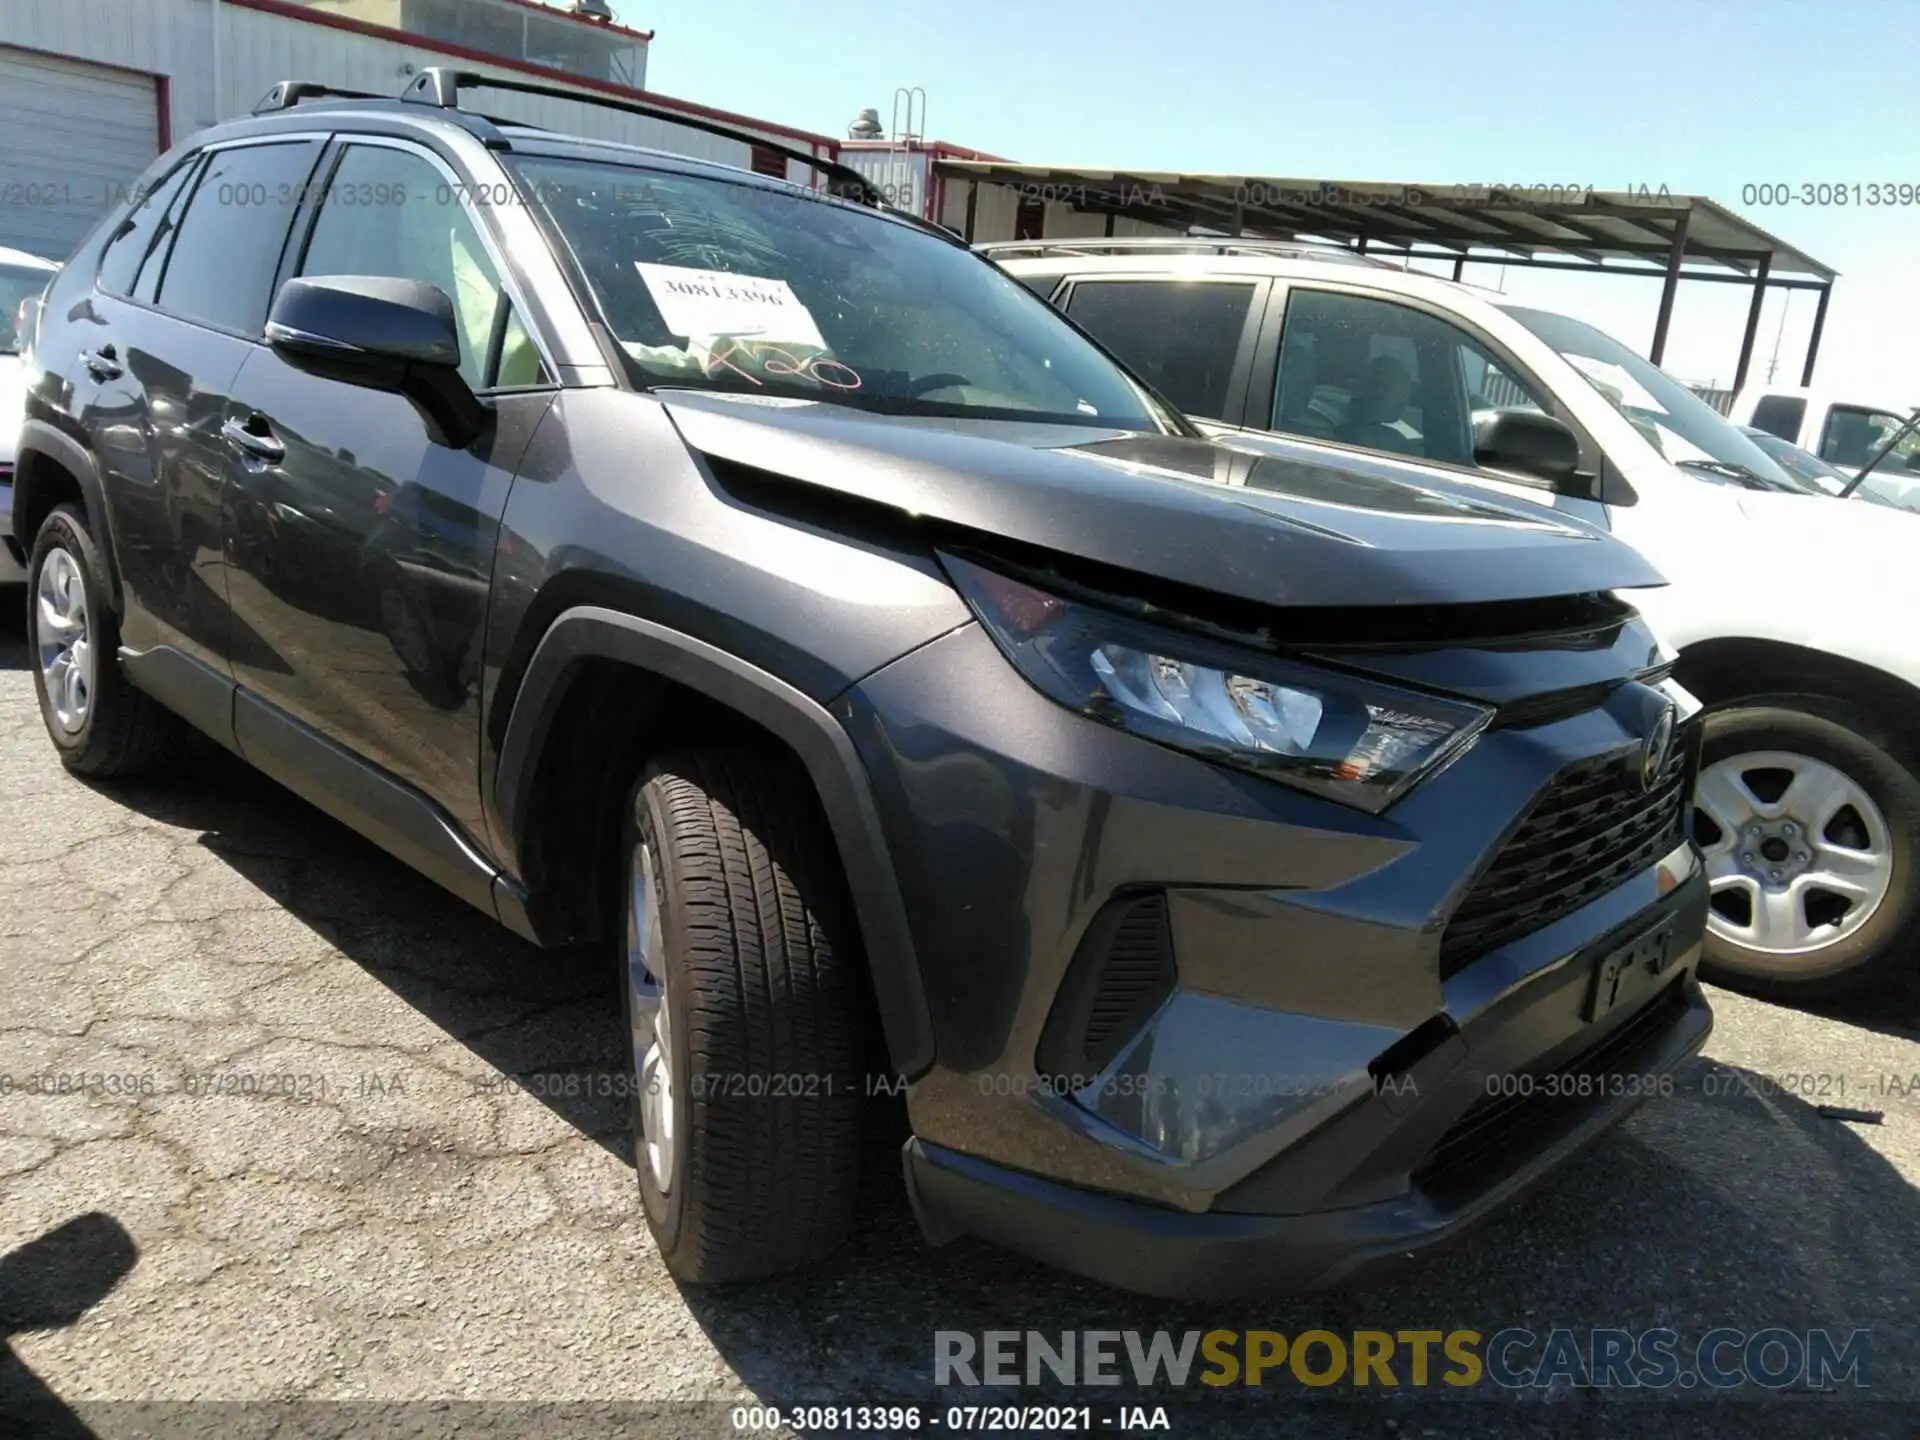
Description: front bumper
904,887,1709,1300
844,619,1710,1293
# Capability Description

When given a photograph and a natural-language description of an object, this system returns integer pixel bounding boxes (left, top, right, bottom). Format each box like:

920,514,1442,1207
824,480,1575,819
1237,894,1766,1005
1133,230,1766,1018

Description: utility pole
1764,290,1793,384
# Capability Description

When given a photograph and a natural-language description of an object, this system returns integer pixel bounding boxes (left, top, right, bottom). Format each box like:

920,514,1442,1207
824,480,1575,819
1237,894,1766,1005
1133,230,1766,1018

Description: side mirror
1474,407,1583,487
266,276,488,449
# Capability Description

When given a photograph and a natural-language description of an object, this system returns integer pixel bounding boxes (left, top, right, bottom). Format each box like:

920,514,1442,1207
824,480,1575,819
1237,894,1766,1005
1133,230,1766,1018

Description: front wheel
622,749,869,1283
1692,697,1920,999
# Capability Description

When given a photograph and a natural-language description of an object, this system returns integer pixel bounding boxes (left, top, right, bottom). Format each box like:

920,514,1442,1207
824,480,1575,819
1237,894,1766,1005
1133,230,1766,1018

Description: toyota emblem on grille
1640,700,1677,793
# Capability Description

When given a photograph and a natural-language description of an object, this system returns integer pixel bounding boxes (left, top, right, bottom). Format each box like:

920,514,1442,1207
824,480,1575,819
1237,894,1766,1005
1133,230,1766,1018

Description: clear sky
613,0,1918,404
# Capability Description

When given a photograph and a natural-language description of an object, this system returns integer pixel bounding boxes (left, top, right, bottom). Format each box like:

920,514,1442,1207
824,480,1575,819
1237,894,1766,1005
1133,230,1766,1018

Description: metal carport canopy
938,162,1841,387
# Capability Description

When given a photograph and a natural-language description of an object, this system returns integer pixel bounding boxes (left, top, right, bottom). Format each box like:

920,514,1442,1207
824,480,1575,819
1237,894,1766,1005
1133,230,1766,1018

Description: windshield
1742,429,1848,491
1501,304,1801,490
1741,427,1907,506
0,264,53,354
509,157,1165,429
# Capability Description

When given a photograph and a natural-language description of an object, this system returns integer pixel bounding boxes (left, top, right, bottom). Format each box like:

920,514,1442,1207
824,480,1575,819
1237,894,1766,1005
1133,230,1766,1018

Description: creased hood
660,392,1665,608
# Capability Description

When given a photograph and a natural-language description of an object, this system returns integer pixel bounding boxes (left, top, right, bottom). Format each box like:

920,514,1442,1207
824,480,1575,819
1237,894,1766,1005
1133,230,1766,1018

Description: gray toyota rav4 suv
12,70,1709,1298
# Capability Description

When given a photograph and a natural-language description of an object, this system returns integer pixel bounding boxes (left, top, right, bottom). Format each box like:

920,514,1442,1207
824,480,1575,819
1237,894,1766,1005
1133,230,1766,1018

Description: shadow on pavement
0,1213,137,1440
84,752,633,1161
1804,970,1920,1047
0,587,27,672
671,1067,1919,1437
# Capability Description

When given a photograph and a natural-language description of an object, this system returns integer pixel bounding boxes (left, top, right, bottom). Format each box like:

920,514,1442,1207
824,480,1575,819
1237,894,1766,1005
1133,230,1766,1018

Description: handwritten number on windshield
704,339,863,391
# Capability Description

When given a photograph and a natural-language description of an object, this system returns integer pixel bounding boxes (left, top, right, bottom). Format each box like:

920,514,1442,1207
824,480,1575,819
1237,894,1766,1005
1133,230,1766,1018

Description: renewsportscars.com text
934,1328,1871,1391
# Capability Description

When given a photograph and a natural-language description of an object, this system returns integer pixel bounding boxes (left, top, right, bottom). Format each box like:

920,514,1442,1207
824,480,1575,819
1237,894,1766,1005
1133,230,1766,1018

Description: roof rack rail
398,67,888,210
254,80,384,115
976,236,1384,266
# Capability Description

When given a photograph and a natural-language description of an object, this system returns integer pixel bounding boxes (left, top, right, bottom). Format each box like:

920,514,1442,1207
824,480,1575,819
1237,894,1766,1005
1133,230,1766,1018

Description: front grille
1439,723,1695,979
1412,979,1689,1203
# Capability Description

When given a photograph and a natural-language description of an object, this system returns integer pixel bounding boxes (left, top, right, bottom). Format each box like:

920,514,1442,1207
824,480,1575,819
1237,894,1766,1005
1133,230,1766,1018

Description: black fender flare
15,419,123,612
493,605,935,1079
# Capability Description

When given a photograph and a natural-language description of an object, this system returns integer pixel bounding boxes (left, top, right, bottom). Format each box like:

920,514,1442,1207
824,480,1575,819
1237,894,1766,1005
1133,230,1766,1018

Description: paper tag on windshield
1564,354,1666,414
635,263,826,349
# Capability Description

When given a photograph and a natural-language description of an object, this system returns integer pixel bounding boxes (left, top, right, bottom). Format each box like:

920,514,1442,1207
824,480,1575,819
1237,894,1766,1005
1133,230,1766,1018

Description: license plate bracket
1585,919,1674,1023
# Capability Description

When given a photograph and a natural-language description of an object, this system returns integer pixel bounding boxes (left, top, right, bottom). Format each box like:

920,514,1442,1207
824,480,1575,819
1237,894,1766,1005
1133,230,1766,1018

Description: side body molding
493,606,936,1078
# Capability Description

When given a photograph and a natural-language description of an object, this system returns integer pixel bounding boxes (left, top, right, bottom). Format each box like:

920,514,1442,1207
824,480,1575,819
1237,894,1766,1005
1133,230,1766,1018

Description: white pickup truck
1730,384,1919,481
994,240,1920,1002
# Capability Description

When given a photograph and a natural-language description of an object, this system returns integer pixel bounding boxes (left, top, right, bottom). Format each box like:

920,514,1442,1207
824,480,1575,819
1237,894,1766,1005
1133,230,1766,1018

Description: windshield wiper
1676,458,1773,489
1840,410,1920,498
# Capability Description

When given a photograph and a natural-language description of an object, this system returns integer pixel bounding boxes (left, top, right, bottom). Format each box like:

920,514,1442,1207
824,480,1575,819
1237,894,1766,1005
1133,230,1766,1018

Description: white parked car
992,239,1920,999
0,246,61,585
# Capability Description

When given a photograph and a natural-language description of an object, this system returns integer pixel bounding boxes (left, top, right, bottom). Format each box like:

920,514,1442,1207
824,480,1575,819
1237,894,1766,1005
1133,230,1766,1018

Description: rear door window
157,141,323,335
1063,279,1260,421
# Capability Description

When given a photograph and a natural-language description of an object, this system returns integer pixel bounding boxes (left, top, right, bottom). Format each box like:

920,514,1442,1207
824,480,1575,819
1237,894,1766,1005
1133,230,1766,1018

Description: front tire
1693,696,1920,999
27,504,184,777
623,749,868,1283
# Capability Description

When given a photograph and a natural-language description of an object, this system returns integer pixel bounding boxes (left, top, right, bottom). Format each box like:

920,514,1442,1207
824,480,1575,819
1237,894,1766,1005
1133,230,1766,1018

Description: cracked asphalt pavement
0,589,1917,1439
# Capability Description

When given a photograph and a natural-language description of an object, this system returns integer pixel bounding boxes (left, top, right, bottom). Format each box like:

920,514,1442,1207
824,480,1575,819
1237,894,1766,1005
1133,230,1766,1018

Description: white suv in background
993,239,1920,1001
0,246,61,585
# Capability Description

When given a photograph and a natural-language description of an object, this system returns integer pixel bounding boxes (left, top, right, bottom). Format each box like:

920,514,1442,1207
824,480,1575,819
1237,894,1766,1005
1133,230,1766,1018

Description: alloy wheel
627,840,675,1192
1693,749,1893,961
35,546,94,734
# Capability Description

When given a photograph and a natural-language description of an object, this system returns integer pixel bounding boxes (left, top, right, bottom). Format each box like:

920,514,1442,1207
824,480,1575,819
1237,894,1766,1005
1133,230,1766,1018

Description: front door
221,138,556,846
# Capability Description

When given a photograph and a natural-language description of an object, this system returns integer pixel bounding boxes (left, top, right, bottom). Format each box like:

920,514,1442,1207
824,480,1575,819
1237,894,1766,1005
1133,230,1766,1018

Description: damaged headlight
943,553,1493,814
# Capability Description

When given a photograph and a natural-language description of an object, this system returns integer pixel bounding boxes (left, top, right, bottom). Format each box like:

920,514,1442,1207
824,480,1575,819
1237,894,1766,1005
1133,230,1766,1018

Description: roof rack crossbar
399,68,887,210
254,80,384,115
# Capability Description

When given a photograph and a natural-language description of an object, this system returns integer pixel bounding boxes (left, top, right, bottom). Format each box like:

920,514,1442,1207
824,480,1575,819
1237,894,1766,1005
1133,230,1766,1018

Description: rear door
1249,282,1612,526
222,135,557,846
75,138,322,669
1056,275,1268,424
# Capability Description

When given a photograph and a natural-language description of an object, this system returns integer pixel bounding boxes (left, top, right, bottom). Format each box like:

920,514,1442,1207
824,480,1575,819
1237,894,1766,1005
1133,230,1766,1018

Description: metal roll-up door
0,47,160,263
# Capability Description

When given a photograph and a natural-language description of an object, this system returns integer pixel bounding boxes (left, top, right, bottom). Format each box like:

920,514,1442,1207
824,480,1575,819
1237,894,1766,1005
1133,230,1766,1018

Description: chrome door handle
82,345,122,380
221,416,286,464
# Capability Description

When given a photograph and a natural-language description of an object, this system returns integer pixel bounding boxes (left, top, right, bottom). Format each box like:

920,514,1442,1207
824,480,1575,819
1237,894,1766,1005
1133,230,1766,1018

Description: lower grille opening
1411,980,1690,1205
1036,893,1177,1089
